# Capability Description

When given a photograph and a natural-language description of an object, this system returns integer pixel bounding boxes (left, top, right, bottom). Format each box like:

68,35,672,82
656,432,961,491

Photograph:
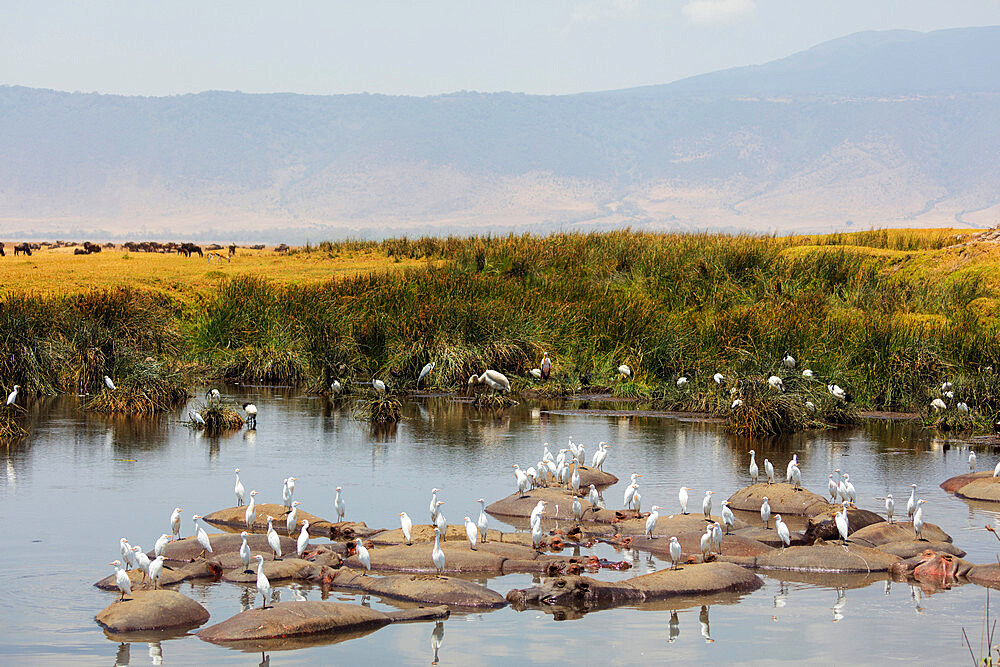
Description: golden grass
0,245,433,302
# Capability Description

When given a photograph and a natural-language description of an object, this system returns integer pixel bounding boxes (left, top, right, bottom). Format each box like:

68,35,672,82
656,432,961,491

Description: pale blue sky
2,1,999,96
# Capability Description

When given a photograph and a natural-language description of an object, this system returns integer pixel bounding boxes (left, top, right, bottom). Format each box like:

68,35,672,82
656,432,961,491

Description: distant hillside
1,26,999,242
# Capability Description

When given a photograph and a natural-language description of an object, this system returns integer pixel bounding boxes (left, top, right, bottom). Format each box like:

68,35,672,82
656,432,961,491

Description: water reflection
832,588,847,622
115,642,130,666
699,605,713,643
668,610,680,643
430,621,444,664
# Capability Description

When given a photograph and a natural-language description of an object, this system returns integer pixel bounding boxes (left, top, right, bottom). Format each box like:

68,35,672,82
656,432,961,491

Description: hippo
202,504,370,540
506,562,762,614
94,559,221,591
726,483,829,517
329,568,508,609
95,590,210,633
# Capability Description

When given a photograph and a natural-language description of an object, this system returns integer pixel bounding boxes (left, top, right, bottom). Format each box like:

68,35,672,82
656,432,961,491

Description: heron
669,536,682,570
189,410,205,426
287,500,302,535
679,487,691,515
913,499,927,540
240,531,253,573
530,368,542,379
153,533,171,558
618,364,632,379
749,450,758,484
418,362,435,387
192,515,213,558
353,539,372,575
372,377,387,393
297,520,311,557
764,459,775,484
170,507,182,539
702,490,715,519
761,497,771,529
645,506,661,539
477,498,489,541
432,527,446,576
721,501,735,534
245,490,258,529
430,488,441,523
104,376,117,391
906,484,917,518
266,516,282,560
767,376,785,392
5,385,18,406
591,442,610,471
731,398,743,409
775,515,790,549
434,502,447,538
464,517,478,550
885,494,894,524
149,556,165,590
242,403,257,429
970,450,977,472
835,502,850,542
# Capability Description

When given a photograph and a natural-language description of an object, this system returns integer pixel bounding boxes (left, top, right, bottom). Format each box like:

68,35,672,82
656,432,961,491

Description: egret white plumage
591,442,610,470
334,486,346,521
266,516,282,560
835,502,850,542
245,490,258,529
240,531,253,573
828,384,846,401
148,556,165,590
842,474,856,504
669,536,682,569
206,388,221,404
476,370,510,393
434,502,447,539
287,500,302,535
885,494,894,523
790,464,802,490
764,459,775,484
906,484,917,518
255,555,271,609
189,410,205,426
713,373,725,385
429,488,441,523
805,401,816,413
111,560,131,601
475,499,489,542
572,496,583,522
372,377,387,393
775,515,790,549
354,539,372,574
679,487,691,515
828,474,838,502
677,376,689,388
913,499,927,540
104,375,116,391
297,520,310,557
120,538,133,570
242,403,257,428
464,516,478,550
170,507,182,539
192,515,213,557
287,475,296,498
154,533,171,558
700,525,713,560
782,352,796,369
513,465,529,498
942,382,953,392
588,484,602,513
712,521,723,553
330,380,342,396
398,512,413,545
530,368,542,379
930,397,947,412
802,369,815,379
702,490,715,519
432,527,446,576
731,398,743,409
133,546,151,581
624,482,640,510
749,450,758,484
529,500,547,526
721,501,735,534
957,401,969,412
418,362,435,386
5,385,18,406
234,468,245,506
945,390,954,399
761,497,771,529
532,515,545,549
570,461,581,494
618,364,632,379
786,455,798,483
970,450,977,472
768,375,785,392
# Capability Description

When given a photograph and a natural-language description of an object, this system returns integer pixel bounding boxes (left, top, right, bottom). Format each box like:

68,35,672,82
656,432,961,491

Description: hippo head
912,550,971,590
506,575,604,612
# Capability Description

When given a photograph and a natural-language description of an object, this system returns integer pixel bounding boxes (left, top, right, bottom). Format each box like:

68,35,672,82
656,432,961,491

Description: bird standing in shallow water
970,450,977,472
418,362,435,387
242,403,257,428
334,487,346,522
255,555,271,609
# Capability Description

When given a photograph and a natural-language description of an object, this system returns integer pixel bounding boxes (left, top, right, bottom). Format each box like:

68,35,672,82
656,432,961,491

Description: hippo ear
578,581,590,591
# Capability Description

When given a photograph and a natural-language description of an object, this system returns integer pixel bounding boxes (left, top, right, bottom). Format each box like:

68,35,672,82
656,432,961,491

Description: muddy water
0,390,996,665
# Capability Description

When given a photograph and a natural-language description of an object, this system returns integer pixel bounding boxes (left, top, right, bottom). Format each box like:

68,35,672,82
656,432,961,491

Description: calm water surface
2,389,998,665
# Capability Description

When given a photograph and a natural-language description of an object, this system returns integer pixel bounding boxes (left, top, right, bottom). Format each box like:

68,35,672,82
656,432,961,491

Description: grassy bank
3,229,1000,431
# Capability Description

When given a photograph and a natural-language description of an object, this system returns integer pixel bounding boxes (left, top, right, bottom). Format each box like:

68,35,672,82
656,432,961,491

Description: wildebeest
14,243,31,256
83,242,102,254
0,242,4,257
274,244,289,253
74,248,88,255
179,243,203,258
228,244,236,257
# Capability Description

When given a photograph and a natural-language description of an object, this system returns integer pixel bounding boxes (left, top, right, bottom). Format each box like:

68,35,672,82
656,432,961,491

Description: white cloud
682,0,756,25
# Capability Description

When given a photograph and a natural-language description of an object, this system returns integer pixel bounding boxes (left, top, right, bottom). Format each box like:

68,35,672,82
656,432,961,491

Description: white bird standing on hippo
170,507,182,540
913,499,927,540
111,560,131,601
702,490,715,520
669,536,682,570
749,450,758,484
192,515,213,558
399,512,413,545
297,519,311,557
255,555,272,609
477,499,489,542
679,487,691,515
721,501,735,534
907,484,917,518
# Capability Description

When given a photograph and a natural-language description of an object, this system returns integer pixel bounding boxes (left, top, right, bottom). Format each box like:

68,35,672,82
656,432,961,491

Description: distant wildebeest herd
0,241,274,259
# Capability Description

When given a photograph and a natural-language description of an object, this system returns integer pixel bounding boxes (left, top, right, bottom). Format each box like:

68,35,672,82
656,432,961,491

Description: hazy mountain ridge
1,26,999,241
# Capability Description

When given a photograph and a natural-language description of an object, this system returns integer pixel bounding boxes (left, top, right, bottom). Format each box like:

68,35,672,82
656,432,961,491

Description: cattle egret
234,469,245,506
5,385,18,406
432,528,446,576
722,502,735,534
645,506,661,538
399,512,413,545
266,516,282,560
104,376,116,391
255,555,272,608
907,484,917,518
669,536,682,569
334,487,346,521
111,561,131,601
761,497,771,529
775,515,790,549
192,515,213,557
170,508,182,539
464,516,478,550
287,501,302,535
885,495,894,524
749,450,758,484
913,500,927,540
297,520,310,557
679,487,691,515
240,531,252,573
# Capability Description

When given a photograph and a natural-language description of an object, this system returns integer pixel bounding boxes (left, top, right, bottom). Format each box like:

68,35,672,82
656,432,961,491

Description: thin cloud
682,0,756,25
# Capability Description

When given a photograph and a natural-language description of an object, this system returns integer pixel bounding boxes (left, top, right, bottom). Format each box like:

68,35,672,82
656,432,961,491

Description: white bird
530,500,547,526
530,368,542,379
828,474,838,502
104,375,116,391
170,507,182,539
942,381,953,392
588,484,602,512
764,459,775,484
970,451,977,472
206,388,221,404
154,533,171,558
712,521,723,553
132,546,150,581
768,375,785,392
120,538,134,570
435,502,447,538
418,362,435,386
476,499,489,542
287,476,296,499
731,398,743,409
761,497,771,529
429,488,441,523
372,377,387,393
775,515,790,549
955,401,969,412
782,352,796,369
835,502,850,542
907,484,917,518
786,455,798,483
930,397,947,411
713,373,725,385
842,474,856,504
266,516,282,560
679,487,691,515
476,370,510,393
192,515,213,557
189,410,205,426
464,516,478,550
255,555,272,608
111,560,131,601
334,486,346,521
570,461,581,494
945,390,955,400
805,401,816,413
702,490,715,519
234,468,245,506
749,450,758,484
532,517,545,549
790,464,802,490
885,495,894,524
540,352,551,379
432,527,446,576
5,385,18,406
913,499,927,540
245,490,258,529
645,506,661,538
803,369,815,379
287,500,302,535
669,535,682,569
572,496,583,522
618,364,632,379
994,461,1000,478
399,512,413,545
148,556,165,590
330,380,342,396
711,501,731,536
828,384,846,401
242,403,257,428
513,465,529,497
624,482,640,510
700,525,713,560
240,531,252,573
591,442,610,470
297,520,310,557
354,539,372,574
677,376,689,388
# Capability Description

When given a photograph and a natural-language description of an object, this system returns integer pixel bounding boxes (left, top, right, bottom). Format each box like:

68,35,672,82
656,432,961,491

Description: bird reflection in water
668,611,680,643
147,641,162,665
911,585,926,614
240,586,255,612
885,580,892,596
699,605,713,643
114,642,130,666
774,581,788,609
431,621,445,665
832,588,847,622
259,651,270,667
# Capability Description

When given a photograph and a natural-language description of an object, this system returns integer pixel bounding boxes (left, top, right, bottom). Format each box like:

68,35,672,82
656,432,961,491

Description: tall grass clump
356,395,402,423
0,408,28,441
187,401,245,434
84,359,189,415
